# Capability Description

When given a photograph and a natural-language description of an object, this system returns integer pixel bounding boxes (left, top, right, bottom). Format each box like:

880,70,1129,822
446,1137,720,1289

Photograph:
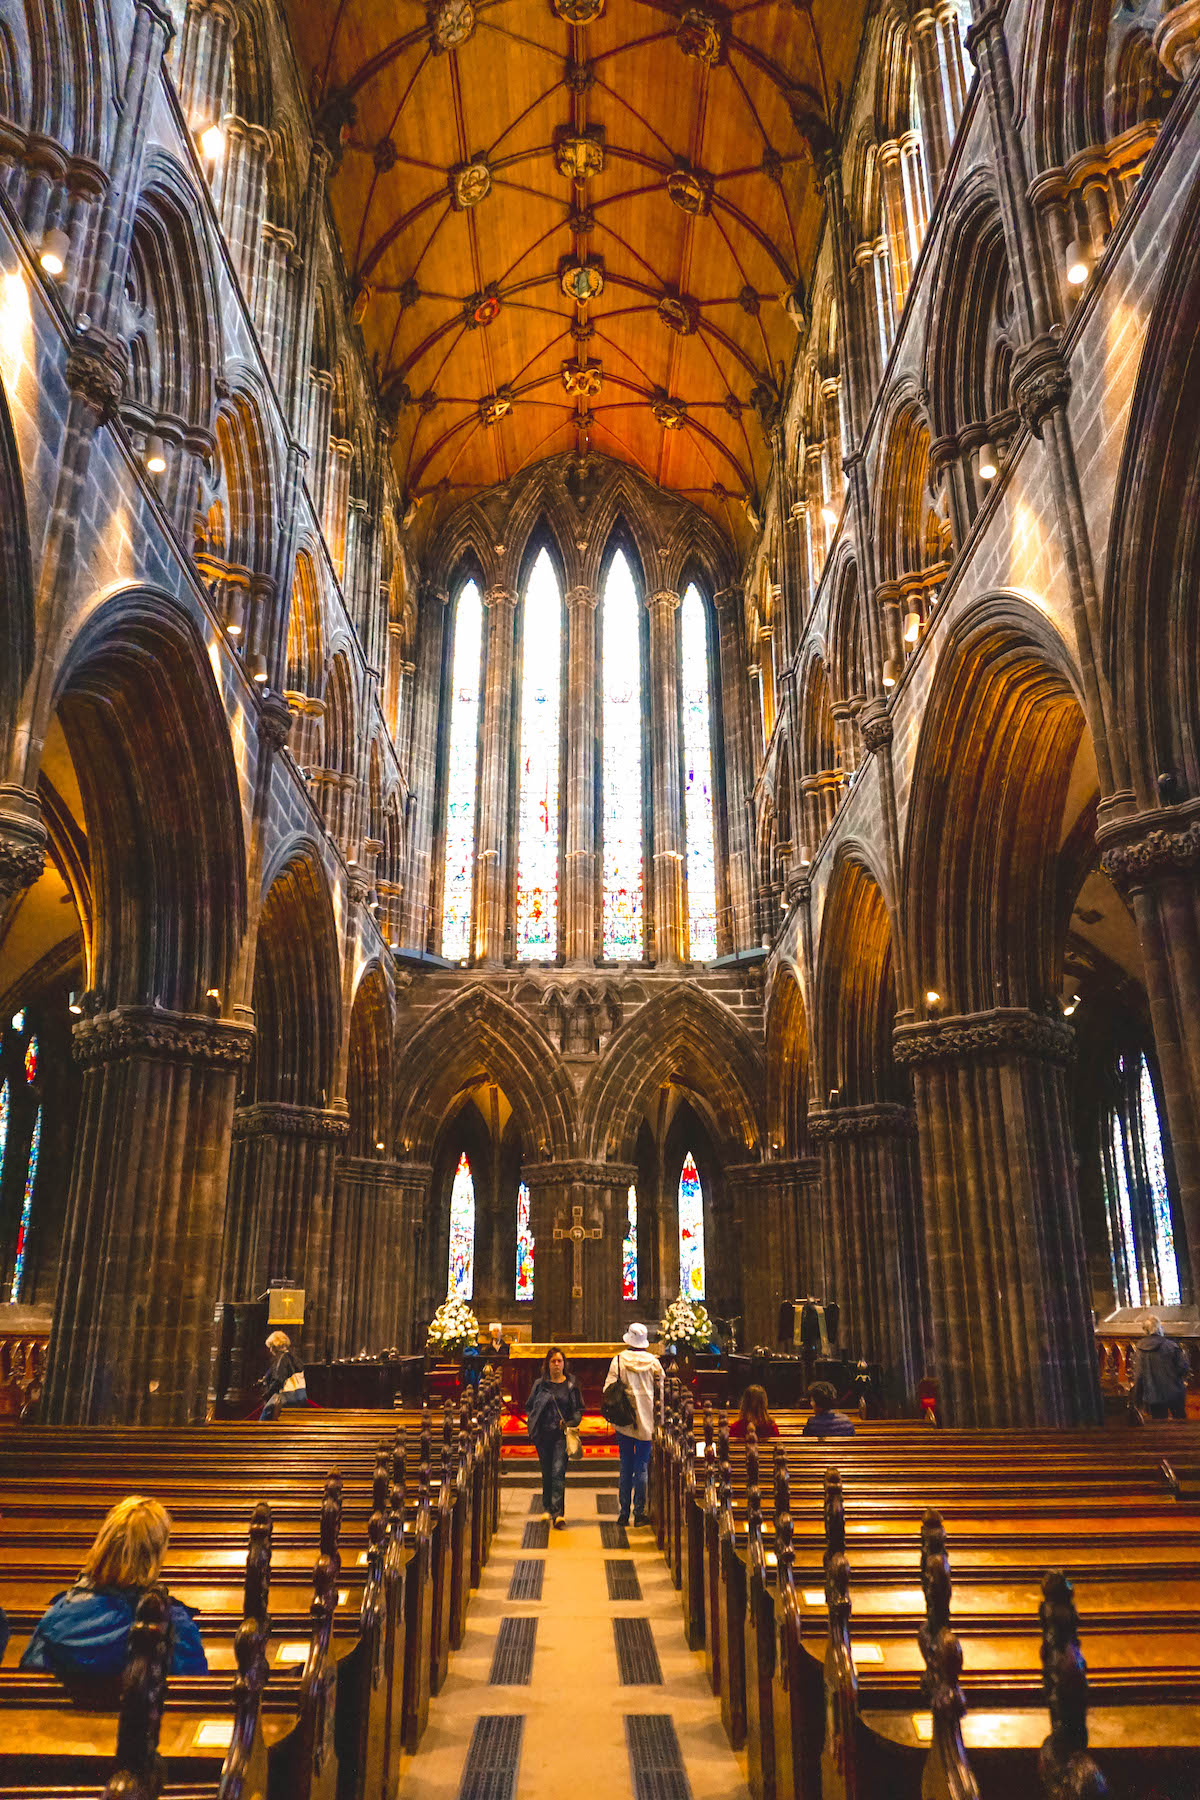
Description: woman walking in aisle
526,1346,584,1529
606,1323,665,1527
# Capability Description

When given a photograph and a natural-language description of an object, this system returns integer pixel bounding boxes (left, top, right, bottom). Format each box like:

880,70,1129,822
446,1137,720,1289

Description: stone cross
553,1204,603,1300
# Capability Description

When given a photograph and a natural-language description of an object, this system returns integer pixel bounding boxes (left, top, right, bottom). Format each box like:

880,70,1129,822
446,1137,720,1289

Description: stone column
175,0,236,133
726,1159,820,1348
403,586,448,950
44,1006,254,1425
285,129,337,440
324,439,353,582
476,586,517,964
305,371,334,518
646,588,686,965
714,585,755,953
1098,806,1200,1296
807,1104,925,1406
878,140,912,310
523,1162,635,1342
255,224,296,385
211,115,272,302
223,1100,351,1363
894,1007,1101,1427
564,584,599,965
328,1156,426,1353
1153,1,1200,78
911,8,951,192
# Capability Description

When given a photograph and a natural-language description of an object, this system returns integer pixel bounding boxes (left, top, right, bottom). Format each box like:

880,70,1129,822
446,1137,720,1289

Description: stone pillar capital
72,1006,256,1068
1013,334,1071,440
859,700,893,752
808,1102,917,1141
0,787,47,907
564,583,598,611
231,1100,351,1139
484,583,516,609
893,1006,1076,1069
1097,800,1200,895
647,586,680,611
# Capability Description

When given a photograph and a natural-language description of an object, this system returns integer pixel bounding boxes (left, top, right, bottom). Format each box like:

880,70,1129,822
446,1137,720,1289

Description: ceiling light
882,658,898,689
200,123,225,162
144,433,166,474
39,227,70,278
977,441,998,481
1065,238,1091,287
903,611,921,644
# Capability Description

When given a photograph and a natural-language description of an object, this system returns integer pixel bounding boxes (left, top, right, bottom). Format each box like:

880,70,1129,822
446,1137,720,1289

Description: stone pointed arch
815,840,902,1102
346,958,394,1158
764,959,810,1158
251,836,343,1106
901,595,1086,1013
393,984,576,1162
581,985,765,1164
0,374,33,774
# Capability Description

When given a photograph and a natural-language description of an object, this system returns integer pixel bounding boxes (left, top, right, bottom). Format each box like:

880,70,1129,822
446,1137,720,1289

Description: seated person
261,1329,305,1417
802,1379,856,1439
730,1383,780,1438
21,1496,206,1683
485,1321,511,1361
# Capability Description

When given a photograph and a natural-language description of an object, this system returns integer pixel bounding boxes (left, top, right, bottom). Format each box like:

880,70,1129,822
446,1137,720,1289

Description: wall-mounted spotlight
1064,237,1091,287
39,227,70,278
903,610,921,645
977,440,998,482
224,592,245,638
1063,994,1080,1018
200,122,225,162
882,658,899,689
204,987,221,1018
144,433,167,475
925,989,942,1016
68,990,83,1016
247,652,269,686
820,502,838,530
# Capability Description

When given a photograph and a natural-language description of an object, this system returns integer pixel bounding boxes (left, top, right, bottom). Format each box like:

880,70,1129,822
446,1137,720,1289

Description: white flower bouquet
426,1294,480,1357
661,1293,715,1352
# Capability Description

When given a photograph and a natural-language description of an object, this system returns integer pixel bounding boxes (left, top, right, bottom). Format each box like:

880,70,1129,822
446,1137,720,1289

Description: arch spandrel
393,983,577,1164
580,984,766,1166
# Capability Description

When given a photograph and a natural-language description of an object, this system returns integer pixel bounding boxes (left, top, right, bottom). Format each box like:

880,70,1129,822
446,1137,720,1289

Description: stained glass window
10,1010,24,1032
678,1151,706,1301
441,580,483,961
516,1180,535,1301
24,1036,38,1085
0,1082,9,1221
447,1151,476,1300
680,585,718,962
622,1185,638,1301
602,550,644,958
9,1104,40,1303
516,548,562,959
1102,1053,1181,1308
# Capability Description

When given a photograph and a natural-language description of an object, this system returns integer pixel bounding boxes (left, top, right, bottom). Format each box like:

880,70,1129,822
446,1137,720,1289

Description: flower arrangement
661,1293,715,1352
426,1294,480,1357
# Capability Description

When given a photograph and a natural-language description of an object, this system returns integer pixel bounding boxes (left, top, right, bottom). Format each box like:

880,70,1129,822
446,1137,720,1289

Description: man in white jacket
605,1323,665,1526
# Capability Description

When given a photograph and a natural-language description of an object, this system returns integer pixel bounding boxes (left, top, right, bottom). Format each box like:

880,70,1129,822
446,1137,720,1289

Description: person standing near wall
605,1324,664,1527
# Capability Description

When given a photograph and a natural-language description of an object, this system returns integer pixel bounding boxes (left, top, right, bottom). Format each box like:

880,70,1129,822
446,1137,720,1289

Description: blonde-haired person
261,1328,305,1418
21,1496,206,1683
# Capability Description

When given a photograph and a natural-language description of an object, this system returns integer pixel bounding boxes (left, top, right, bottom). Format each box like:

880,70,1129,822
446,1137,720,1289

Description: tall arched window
516,1181,535,1301
680,584,718,961
517,548,562,959
1103,1054,1181,1308
441,579,483,960
2,1013,43,1304
622,1185,638,1300
602,548,644,958
678,1151,706,1300
447,1151,476,1299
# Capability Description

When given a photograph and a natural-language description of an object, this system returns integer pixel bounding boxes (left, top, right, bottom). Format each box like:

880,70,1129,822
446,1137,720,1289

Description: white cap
488,1322,503,1333
623,1323,649,1349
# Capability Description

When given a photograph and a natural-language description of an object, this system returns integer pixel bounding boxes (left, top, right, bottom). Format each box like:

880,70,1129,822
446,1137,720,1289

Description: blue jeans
535,1432,568,1517
617,1434,651,1522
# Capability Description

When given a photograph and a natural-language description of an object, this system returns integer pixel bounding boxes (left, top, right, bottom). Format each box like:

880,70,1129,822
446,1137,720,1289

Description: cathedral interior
1,0,1199,1439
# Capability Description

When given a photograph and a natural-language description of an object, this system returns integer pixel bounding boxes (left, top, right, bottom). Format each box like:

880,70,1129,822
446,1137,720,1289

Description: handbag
564,1424,582,1460
280,1369,307,1407
601,1353,636,1429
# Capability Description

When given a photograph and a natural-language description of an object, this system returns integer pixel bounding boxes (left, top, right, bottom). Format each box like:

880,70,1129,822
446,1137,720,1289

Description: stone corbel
1154,1,1200,80
0,788,47,907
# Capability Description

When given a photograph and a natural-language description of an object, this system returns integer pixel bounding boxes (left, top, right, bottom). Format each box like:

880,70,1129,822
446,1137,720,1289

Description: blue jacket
20,1583,207,1681
526,1377,583,1441
1134,1334,1190,1408
802,1410,856,1438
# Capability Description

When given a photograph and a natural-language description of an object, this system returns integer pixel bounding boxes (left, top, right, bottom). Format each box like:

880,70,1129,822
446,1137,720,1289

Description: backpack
601,1353,636,1429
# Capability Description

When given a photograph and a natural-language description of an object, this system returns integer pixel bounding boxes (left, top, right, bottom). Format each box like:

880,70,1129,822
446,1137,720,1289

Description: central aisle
399,1479,752,1800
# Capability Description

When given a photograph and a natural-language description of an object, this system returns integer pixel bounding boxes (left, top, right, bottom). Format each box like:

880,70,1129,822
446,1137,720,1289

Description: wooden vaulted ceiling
285,0,870,546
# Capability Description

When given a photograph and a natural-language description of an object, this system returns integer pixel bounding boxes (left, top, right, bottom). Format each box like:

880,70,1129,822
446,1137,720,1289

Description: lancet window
516,1181,535,1301
678,1152,706,1300
1103,1054,1181,1308
680,584,718,961
447,1151,476,1300
516,549,562,960
622,1185,638,1301
602,549,645,959
441,579,483,960
1,1012,43,1304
